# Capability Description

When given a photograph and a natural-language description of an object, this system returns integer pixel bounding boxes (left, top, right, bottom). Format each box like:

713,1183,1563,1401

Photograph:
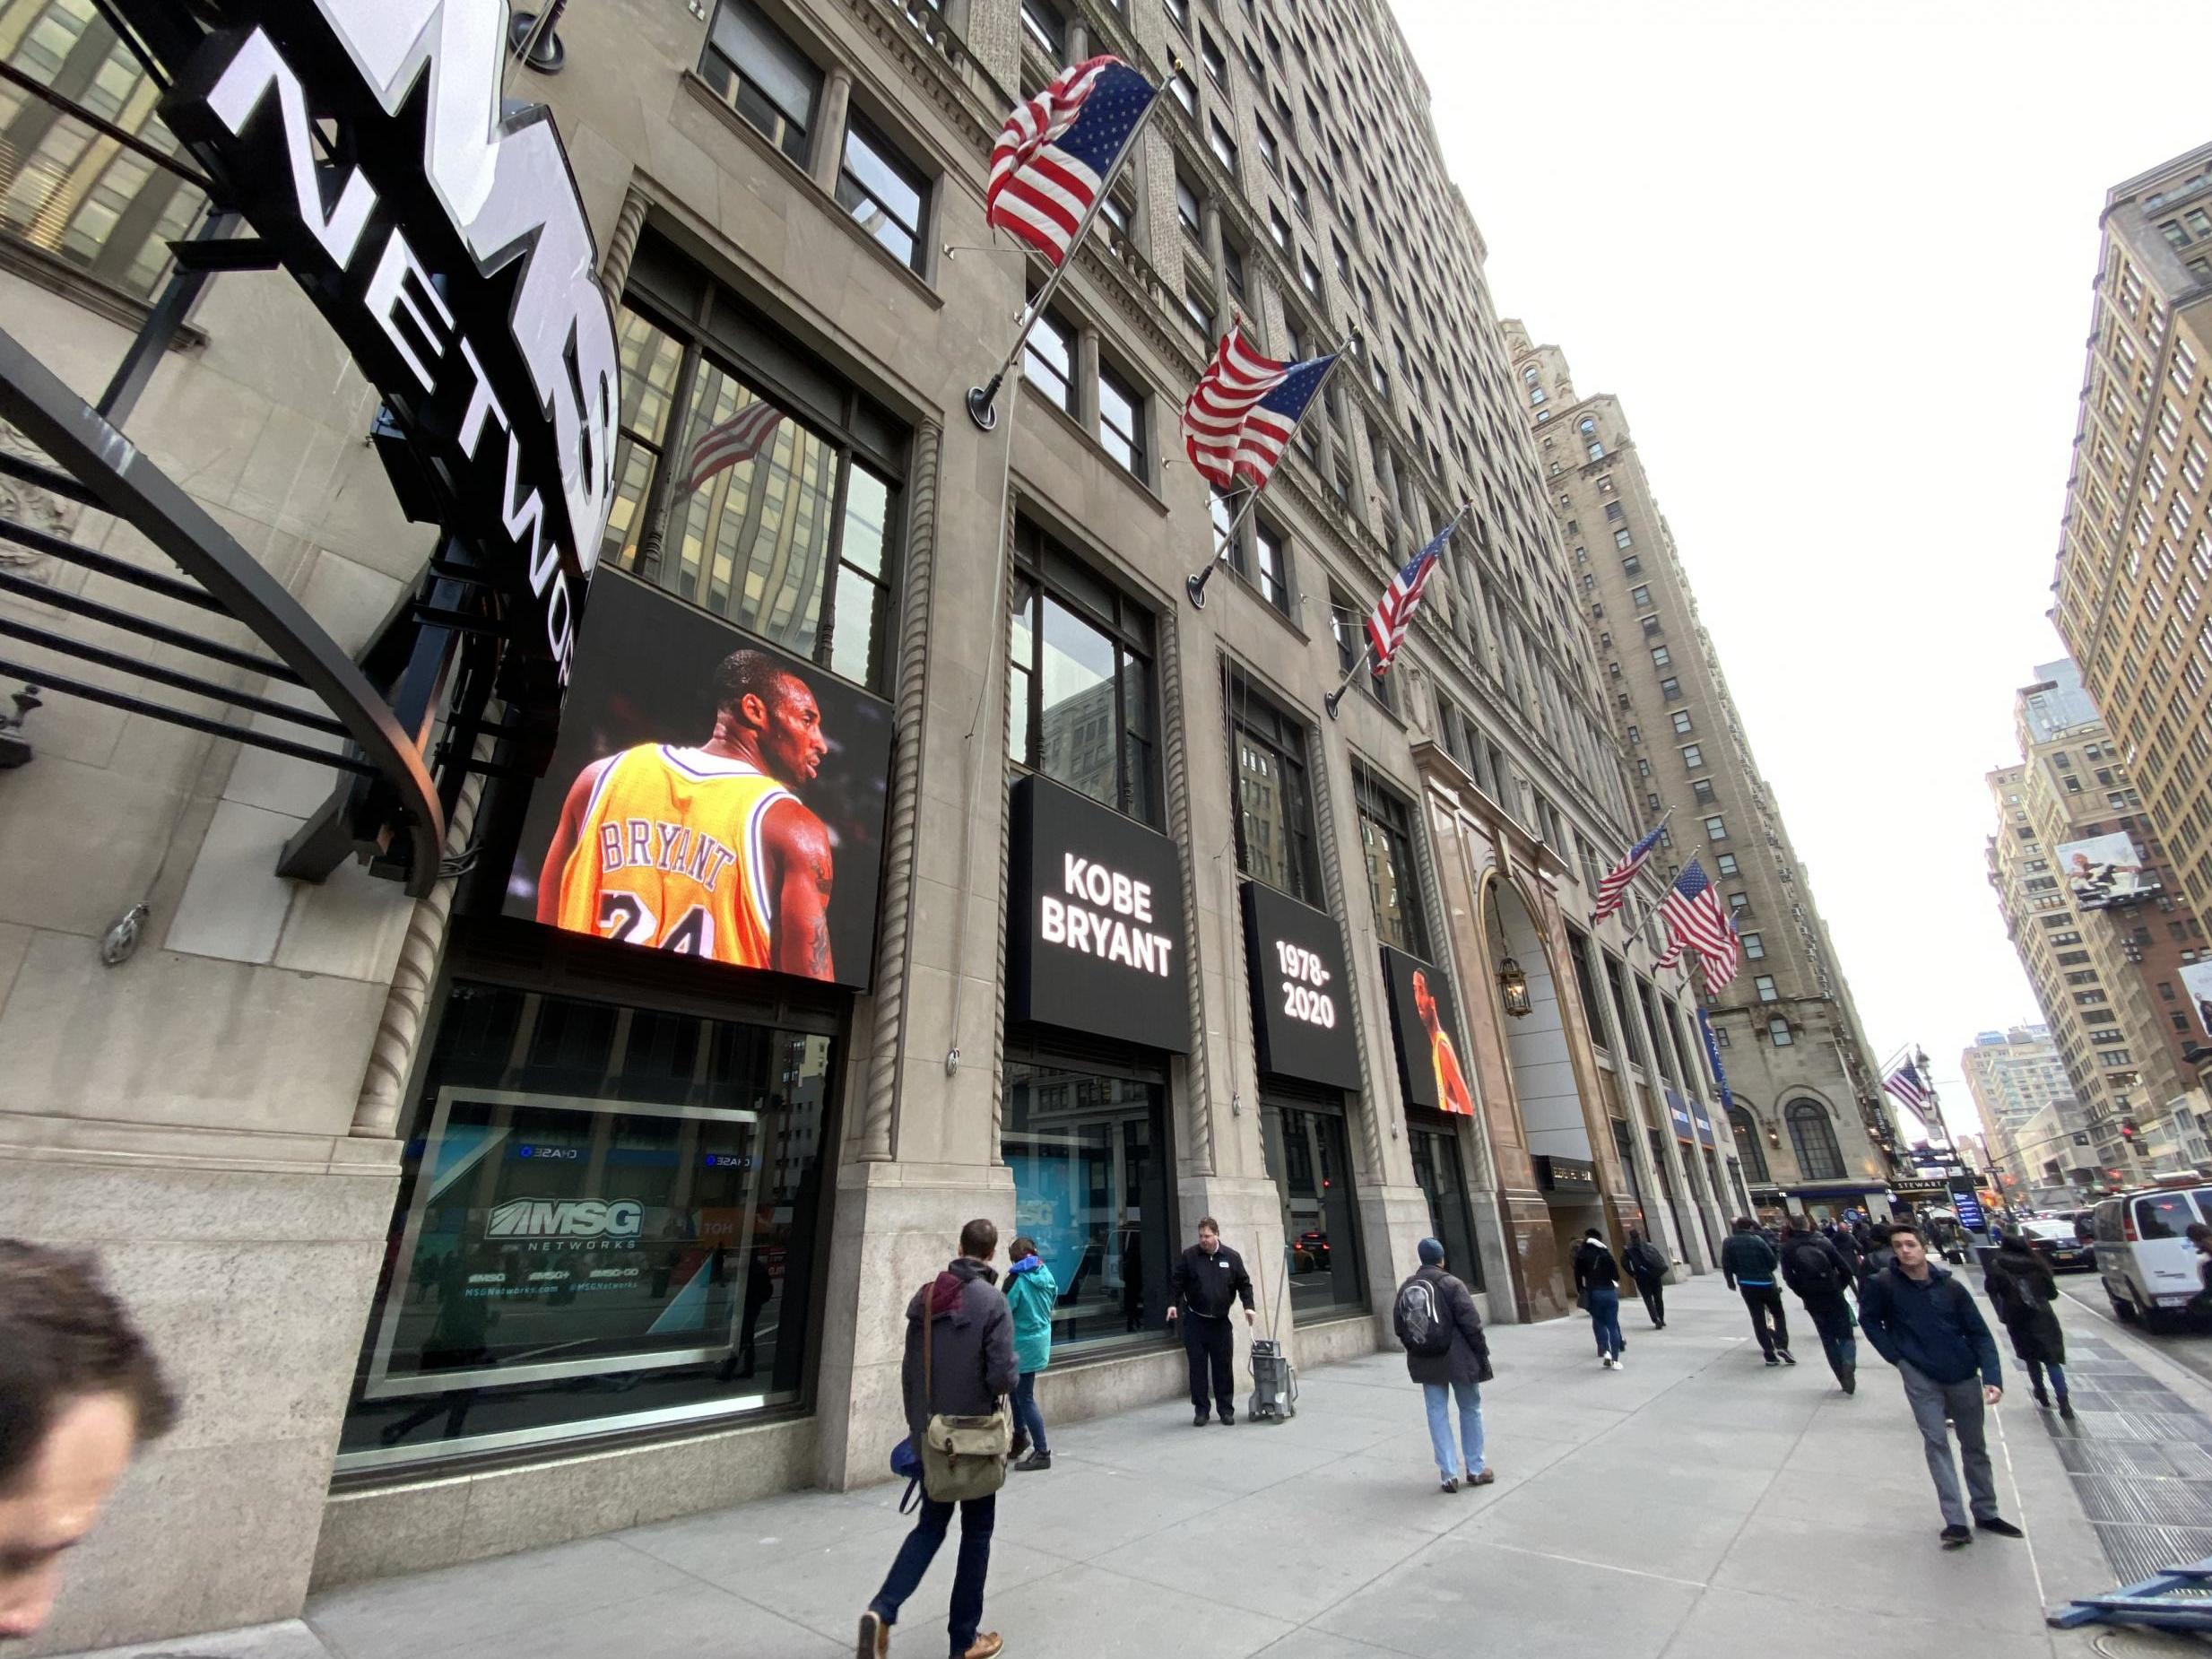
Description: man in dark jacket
1721,1216,1794,1367
1168,1217,1254,1425
1400,1238,1494,1492
1858,1221,2020,1549
1779,1216,1859,1394
1624,1229,1670,1328
859,1219,1019,1659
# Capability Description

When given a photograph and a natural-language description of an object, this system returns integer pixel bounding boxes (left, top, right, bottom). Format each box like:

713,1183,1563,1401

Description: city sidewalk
70,1273,2155,1659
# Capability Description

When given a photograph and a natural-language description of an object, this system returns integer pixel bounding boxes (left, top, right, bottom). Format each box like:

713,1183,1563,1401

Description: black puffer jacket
1982,1247,2066,1366
1401,1266,1493,1387
1573,1238,1620,1291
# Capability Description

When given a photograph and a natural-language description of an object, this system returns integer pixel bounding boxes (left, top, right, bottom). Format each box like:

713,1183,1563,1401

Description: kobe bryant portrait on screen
536,648,840,980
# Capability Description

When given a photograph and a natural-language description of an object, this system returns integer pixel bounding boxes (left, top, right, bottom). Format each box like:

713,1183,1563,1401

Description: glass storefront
1002,1054,1175,1352
1262,1098,1366,1319
1409,1125,1481,1290
337,981,833,1468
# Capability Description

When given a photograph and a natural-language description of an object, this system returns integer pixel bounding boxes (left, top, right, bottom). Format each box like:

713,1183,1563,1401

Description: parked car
2092,1186,2212,1328
2017,1218,2095,1272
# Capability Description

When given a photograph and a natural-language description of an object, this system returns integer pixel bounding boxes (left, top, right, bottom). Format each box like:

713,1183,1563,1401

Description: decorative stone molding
1308,717,1391,1174
351,734,494,1139
1156,603,1212,1173
600,186,653,298
859,419,941,1160
0,419,80,578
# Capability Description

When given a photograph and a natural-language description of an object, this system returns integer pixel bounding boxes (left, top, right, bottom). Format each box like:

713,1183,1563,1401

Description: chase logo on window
486,1197,645,1241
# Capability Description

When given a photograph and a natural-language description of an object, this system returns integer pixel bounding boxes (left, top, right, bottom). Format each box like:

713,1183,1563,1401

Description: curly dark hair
0,1240,177,1494
712,648,797,718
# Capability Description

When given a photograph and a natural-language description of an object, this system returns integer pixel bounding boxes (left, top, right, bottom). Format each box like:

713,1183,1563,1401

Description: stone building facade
0,0,1750,1648
1504,329,1900,1218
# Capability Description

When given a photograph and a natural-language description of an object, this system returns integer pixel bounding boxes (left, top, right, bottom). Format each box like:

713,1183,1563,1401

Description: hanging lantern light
1496,955,1531,1019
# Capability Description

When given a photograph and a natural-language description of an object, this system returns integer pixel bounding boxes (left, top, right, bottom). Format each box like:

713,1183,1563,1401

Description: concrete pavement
65,1272,2190,1659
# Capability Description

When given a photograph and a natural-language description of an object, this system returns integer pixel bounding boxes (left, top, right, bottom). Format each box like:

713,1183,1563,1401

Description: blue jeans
1012,1370,1049,1454
1587,1285,1623,1359
2030,1359,2069,1401
1422,1379,1485,1481
870,1492,994,1655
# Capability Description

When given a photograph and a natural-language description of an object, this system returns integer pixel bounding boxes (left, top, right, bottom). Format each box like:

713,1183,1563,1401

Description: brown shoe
959,1637,1003,1659
855,1610,888,1658
1465,1468,1496,1486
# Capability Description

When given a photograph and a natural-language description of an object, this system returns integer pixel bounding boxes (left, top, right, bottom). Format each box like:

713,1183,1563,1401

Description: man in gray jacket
859,1219,1019,1659
1398,1238,1494,1492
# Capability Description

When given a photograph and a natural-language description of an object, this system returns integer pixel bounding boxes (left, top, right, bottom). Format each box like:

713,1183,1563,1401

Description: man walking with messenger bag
859,1219,1019,1659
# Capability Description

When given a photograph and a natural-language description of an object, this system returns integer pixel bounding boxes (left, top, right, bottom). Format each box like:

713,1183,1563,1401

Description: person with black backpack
1623,1229,1670,1328
1396,1238,1493,1493
1779,1215,1860,1393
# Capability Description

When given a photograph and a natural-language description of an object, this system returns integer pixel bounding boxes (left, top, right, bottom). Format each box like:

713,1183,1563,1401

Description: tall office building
1505,329,1902,1212
1985,661,2208,1175
0,0,1754,1646
1959,1025,2082,1199
2052,143,2212,921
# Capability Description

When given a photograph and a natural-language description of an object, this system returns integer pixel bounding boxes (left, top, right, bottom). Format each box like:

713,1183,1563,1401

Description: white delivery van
2093,1186,2212,1330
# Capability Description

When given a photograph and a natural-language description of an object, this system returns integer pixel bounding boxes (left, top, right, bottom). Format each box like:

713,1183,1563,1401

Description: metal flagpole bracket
966,377,1002,431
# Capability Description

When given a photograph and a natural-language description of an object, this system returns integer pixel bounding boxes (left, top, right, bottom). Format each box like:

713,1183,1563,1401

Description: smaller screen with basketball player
1381,945,1476,1116
506,570,891,990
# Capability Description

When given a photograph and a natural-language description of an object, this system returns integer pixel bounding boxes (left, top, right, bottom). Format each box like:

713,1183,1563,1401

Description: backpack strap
920,1279,937,1418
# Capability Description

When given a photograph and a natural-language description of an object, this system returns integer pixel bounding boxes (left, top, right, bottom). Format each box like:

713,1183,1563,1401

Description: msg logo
486,1197,644,1240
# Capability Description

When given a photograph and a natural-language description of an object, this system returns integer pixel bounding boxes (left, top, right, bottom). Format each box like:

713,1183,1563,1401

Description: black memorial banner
1008,775,1189,1049
1240,882,1361,1090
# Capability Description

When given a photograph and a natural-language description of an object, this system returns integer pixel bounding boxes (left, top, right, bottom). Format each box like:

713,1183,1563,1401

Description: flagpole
1322,640,1374,721
967,64,1176,432
1185,325,1358,608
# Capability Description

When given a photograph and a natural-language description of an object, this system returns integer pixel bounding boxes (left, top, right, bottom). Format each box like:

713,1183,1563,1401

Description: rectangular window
1681,743,1703,769
1008,520,1159,824
837,118,929,272
703,0,822,161
1331,586,1391,710
1020,0,1067,55
1175,173,1205,239
1692,778,1716,803
1705,814,1727,840
608,288,899,691
1661,677,1682,701
1671,711,1693,734
337,983,835,1465
1741,931,1765,960
1231,678,1321,901
1622,555,1643,576
1022,306,1076,411
1650,645,1671,667
1357,770,1427,956
1767,1016,1793,1046
1209,116,1239,174
1097,361,1149,480
1615,528,1634,549
1003,1054,1172,1353
1632,584,1652,608
1201,28,1228,87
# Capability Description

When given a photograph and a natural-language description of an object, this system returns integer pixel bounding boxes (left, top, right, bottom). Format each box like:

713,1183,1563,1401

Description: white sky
1389,0,2212,1138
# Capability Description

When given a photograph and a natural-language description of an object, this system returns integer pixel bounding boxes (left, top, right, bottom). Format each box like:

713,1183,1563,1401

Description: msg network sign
163,0,619,677
487,1196,644,1241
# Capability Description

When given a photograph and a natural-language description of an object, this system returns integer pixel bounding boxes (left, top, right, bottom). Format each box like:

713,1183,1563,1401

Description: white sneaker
1613,1353,1626,1369
1601,1355,1615,1369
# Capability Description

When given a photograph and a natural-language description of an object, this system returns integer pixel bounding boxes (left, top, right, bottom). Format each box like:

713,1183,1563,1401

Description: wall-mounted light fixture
1496,956,1531,1019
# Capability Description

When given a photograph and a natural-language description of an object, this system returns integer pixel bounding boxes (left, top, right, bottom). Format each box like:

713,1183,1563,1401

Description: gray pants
1898,1362,1996,1528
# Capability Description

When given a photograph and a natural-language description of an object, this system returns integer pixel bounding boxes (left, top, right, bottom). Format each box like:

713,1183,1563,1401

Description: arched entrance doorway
1485,875,1607,1261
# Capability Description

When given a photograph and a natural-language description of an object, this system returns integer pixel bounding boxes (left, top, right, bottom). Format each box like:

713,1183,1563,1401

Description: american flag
1661,862,1739,994
1884,1057,1932,1116
1363,518,1456,674
1592,822,1665,923
1181,322,1337,489
986,56,1157,266
682,400,784,495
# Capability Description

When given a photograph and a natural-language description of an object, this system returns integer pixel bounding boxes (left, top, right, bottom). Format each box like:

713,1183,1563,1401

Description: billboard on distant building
2182,960,2212,1040
2057,831,2159,910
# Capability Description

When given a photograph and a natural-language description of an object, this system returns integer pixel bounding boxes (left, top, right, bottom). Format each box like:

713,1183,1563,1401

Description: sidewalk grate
2071,1474,2212,1526
2056,1439,2212,1481
2088,1525,2212,1594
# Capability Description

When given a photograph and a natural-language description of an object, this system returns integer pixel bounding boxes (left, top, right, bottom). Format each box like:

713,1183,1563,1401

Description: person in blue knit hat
1392,1237,1493,1493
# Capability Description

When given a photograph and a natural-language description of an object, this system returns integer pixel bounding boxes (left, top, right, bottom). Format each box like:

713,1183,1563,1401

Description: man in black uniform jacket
1167,1217,1255,1424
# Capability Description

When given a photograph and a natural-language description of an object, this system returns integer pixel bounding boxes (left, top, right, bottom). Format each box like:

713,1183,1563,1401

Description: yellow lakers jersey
557,745,794,967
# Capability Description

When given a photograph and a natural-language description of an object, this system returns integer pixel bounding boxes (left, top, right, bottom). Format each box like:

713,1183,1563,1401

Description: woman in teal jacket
1003,1236,1058,1472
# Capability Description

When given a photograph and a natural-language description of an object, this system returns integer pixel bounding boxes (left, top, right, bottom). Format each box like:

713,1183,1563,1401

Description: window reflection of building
1003,1058,1171,1349
1231,676,1319,901
0,0,206,300
1260,1099,1364,1316
1037,677,1118,809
